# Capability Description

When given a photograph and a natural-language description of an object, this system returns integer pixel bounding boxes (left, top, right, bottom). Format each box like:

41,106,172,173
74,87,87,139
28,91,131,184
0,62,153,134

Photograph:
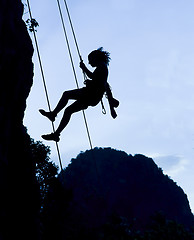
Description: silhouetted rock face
57,148,194,235
0,1,39,239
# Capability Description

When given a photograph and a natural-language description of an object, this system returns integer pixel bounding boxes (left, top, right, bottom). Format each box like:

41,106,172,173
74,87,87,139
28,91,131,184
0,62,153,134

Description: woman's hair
88,47,111,65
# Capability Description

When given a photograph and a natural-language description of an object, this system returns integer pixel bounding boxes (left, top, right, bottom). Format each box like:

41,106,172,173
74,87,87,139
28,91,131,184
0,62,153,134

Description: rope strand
26,0,63,171
27,0,93,169
63,0,82,60
56,0,93,149
62,0,87,83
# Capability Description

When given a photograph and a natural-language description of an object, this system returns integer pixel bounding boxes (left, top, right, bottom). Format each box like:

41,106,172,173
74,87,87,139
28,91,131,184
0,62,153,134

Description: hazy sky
23,0,194,212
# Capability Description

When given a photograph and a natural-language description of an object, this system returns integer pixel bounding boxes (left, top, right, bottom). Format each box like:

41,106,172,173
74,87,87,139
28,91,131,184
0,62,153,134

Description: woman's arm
79,61,93,79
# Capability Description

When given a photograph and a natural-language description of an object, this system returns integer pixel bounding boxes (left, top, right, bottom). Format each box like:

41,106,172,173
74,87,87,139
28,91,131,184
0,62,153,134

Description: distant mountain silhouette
42,148,194,239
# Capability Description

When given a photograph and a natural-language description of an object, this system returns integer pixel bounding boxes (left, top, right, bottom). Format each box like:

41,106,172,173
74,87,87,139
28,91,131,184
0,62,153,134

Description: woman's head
88,47,111,67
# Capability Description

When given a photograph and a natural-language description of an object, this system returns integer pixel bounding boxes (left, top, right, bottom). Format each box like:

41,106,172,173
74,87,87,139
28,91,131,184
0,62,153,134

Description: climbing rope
26,0,63,170
26,0,108,197
63,0,83,61
56,0,93,149
56,1,110,192
26,0,94,171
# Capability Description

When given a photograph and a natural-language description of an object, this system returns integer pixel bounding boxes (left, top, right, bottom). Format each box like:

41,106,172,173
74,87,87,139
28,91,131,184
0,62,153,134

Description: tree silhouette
29,135,58,210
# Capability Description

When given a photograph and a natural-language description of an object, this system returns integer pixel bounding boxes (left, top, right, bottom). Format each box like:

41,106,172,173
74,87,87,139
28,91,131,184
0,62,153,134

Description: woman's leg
55,101,87,135
39,89,83,122
52,89,81,116
42,100,88,141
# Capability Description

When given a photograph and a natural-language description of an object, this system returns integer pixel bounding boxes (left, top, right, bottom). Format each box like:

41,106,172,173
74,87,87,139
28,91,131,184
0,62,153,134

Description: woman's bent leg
40,89,84,122
53,89,81,116
55,101,87,135
41,101,87,142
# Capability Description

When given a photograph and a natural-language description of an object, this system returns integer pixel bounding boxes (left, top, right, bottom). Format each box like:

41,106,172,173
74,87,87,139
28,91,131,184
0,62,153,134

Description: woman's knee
65,105,74,115
62,91,68,98
65,102,88,115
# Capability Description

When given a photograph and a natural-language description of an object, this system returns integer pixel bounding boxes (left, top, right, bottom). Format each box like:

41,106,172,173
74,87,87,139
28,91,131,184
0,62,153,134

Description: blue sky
23,0,194,212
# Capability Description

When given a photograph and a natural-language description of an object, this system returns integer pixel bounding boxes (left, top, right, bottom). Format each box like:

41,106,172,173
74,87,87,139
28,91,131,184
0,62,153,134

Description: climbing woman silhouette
39,47,119,142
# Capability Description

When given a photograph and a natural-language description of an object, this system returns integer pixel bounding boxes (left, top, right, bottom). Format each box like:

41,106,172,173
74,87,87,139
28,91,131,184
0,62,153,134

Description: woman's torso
80,63,108,106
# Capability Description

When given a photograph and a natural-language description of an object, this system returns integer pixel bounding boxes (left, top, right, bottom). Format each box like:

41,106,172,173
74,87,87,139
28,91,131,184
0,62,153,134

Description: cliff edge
0,1,39,239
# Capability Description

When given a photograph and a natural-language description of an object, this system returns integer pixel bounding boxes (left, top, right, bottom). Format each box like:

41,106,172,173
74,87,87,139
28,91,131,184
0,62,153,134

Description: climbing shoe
39,109,56,122
41,132,60,142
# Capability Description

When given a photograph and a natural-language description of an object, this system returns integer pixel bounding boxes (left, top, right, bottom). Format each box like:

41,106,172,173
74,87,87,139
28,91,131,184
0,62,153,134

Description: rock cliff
0,1,39,239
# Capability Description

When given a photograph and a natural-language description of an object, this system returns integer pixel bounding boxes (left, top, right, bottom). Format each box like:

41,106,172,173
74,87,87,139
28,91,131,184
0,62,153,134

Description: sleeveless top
84,63,108,106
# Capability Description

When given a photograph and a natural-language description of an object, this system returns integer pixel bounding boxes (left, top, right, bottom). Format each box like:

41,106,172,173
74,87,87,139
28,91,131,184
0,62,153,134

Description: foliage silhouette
96,212,194,240
28,133,58,210
26,18,39,32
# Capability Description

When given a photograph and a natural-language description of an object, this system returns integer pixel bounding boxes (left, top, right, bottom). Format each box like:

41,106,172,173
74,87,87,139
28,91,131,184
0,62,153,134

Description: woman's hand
79,61,93,79
79,61,86,71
